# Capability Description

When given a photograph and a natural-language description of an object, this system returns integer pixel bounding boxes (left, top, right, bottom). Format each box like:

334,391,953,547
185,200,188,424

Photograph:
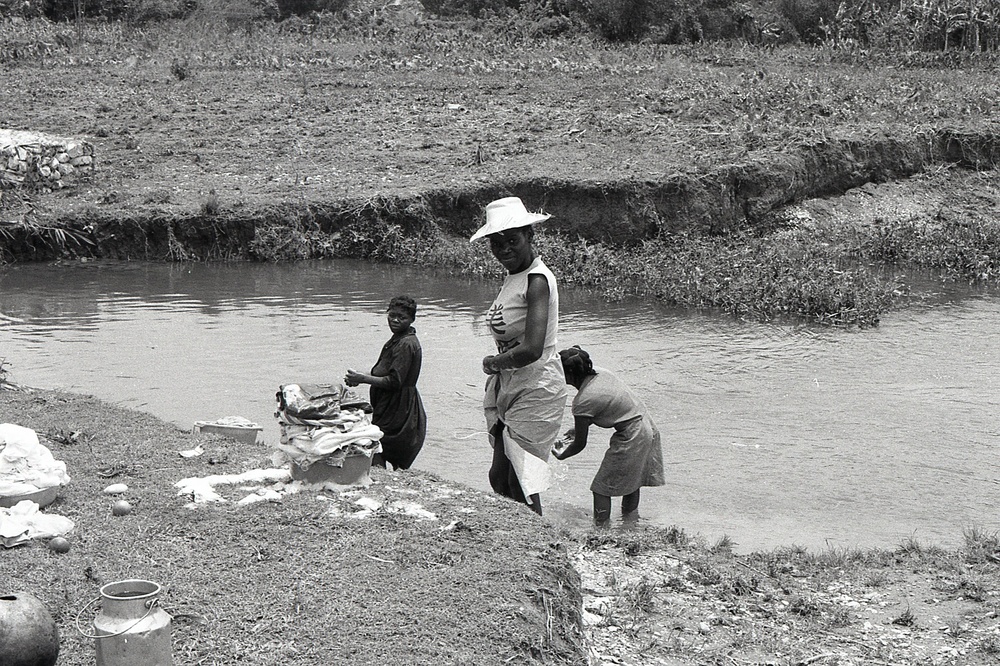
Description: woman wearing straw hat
472,196,568,515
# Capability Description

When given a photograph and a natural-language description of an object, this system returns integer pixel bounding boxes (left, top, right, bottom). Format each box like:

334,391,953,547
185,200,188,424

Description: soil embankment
3,34,1000,262
6,129,1000,262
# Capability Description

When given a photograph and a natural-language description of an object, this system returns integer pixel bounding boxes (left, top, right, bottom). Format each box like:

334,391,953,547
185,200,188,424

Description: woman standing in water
554,345,665,527
473,197,567,515
345,295,426,470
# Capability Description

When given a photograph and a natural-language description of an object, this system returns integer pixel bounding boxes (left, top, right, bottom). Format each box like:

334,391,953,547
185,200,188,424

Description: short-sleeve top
572,367,646,429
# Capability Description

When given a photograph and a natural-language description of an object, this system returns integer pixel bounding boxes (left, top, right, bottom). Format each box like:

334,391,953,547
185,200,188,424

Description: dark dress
369,326,427,470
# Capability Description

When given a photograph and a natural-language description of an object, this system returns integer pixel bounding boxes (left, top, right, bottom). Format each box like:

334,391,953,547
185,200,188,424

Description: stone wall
1,129,94,191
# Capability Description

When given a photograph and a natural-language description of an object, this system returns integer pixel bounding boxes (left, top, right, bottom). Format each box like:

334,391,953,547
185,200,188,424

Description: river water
1,259,998,553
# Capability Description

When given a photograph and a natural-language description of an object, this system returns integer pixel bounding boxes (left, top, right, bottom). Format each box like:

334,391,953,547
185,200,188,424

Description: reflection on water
2,260,999,553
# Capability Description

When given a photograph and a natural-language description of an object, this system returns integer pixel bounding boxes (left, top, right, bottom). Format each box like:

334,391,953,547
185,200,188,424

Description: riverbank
3,18,1000,326
3,382,1000,665
0,383,584,665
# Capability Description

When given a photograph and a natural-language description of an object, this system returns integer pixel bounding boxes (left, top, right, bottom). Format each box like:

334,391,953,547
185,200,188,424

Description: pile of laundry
0,423,73,547
271,384,382,479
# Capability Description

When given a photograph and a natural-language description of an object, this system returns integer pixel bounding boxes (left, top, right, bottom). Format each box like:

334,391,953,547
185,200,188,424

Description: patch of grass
891,606,917,627
250,220,336,261
0,388,584,666
864,569,890,588
963,525,1000,564
312,221,901,328
845,215,1000,284
200,190,220,216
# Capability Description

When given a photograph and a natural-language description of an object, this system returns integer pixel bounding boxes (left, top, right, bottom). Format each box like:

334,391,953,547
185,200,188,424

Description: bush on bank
243,203,1000,329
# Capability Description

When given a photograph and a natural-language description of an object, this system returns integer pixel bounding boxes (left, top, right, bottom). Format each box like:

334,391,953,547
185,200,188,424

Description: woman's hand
344,369,365,387
482,355,500,375
551,431,575,460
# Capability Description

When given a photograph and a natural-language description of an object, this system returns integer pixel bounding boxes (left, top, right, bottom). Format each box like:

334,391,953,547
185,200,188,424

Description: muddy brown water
2,259,999,553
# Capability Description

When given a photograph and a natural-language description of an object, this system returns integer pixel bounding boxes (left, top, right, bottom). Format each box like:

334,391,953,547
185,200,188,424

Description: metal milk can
92,579,173,666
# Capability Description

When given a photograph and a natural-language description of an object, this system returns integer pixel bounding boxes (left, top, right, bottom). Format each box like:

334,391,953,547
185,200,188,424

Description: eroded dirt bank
5,127,1000,262
3,29,1000,263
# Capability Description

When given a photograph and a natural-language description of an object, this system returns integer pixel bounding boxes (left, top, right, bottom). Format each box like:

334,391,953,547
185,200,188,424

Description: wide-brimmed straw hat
469,197,551,242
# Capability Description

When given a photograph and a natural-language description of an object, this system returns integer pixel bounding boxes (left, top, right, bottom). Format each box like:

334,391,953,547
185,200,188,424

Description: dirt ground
2,23,1000,251
574,536,1000,666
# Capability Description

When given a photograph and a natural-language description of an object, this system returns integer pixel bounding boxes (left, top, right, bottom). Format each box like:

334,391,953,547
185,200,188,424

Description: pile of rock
1,129,94,190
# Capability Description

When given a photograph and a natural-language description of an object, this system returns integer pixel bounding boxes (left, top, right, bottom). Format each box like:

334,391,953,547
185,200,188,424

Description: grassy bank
3,382,1000,665
0,384,584,665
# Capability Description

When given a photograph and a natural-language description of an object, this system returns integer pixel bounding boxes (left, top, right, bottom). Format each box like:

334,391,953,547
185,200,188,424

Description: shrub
574,0,657,41
272,0,350,19
831,0,1000,52
777,0,837,43
420,0,518,17
0,0,47,17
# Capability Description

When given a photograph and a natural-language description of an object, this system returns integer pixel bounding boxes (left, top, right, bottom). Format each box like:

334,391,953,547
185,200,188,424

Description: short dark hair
559,345,596,384
388,295,417,319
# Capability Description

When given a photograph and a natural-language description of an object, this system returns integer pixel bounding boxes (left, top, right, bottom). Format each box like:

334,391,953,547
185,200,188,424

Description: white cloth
0,423,70,495
0,500,74,548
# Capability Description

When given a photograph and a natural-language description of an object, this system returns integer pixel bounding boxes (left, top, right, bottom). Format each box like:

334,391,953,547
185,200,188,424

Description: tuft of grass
945,617,968,637
897,536,924,557
891,606,917,627
170,56,191,80
710,534,734,555
962,525,1000,564
0,218,94,259
200,190,220,216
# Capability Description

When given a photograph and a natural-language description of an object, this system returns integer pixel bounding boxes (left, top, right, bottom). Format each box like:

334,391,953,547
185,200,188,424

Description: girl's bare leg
593,493,612,527
622,489,640,525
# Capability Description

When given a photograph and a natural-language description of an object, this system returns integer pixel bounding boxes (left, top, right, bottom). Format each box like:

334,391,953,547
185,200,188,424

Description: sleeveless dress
369,327,426,470
572,368,665,496
483,256,568,502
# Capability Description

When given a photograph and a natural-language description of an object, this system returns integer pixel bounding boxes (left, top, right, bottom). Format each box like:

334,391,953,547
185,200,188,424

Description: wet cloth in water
571,367,665,497
368,326,426,470
484,257,567,500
